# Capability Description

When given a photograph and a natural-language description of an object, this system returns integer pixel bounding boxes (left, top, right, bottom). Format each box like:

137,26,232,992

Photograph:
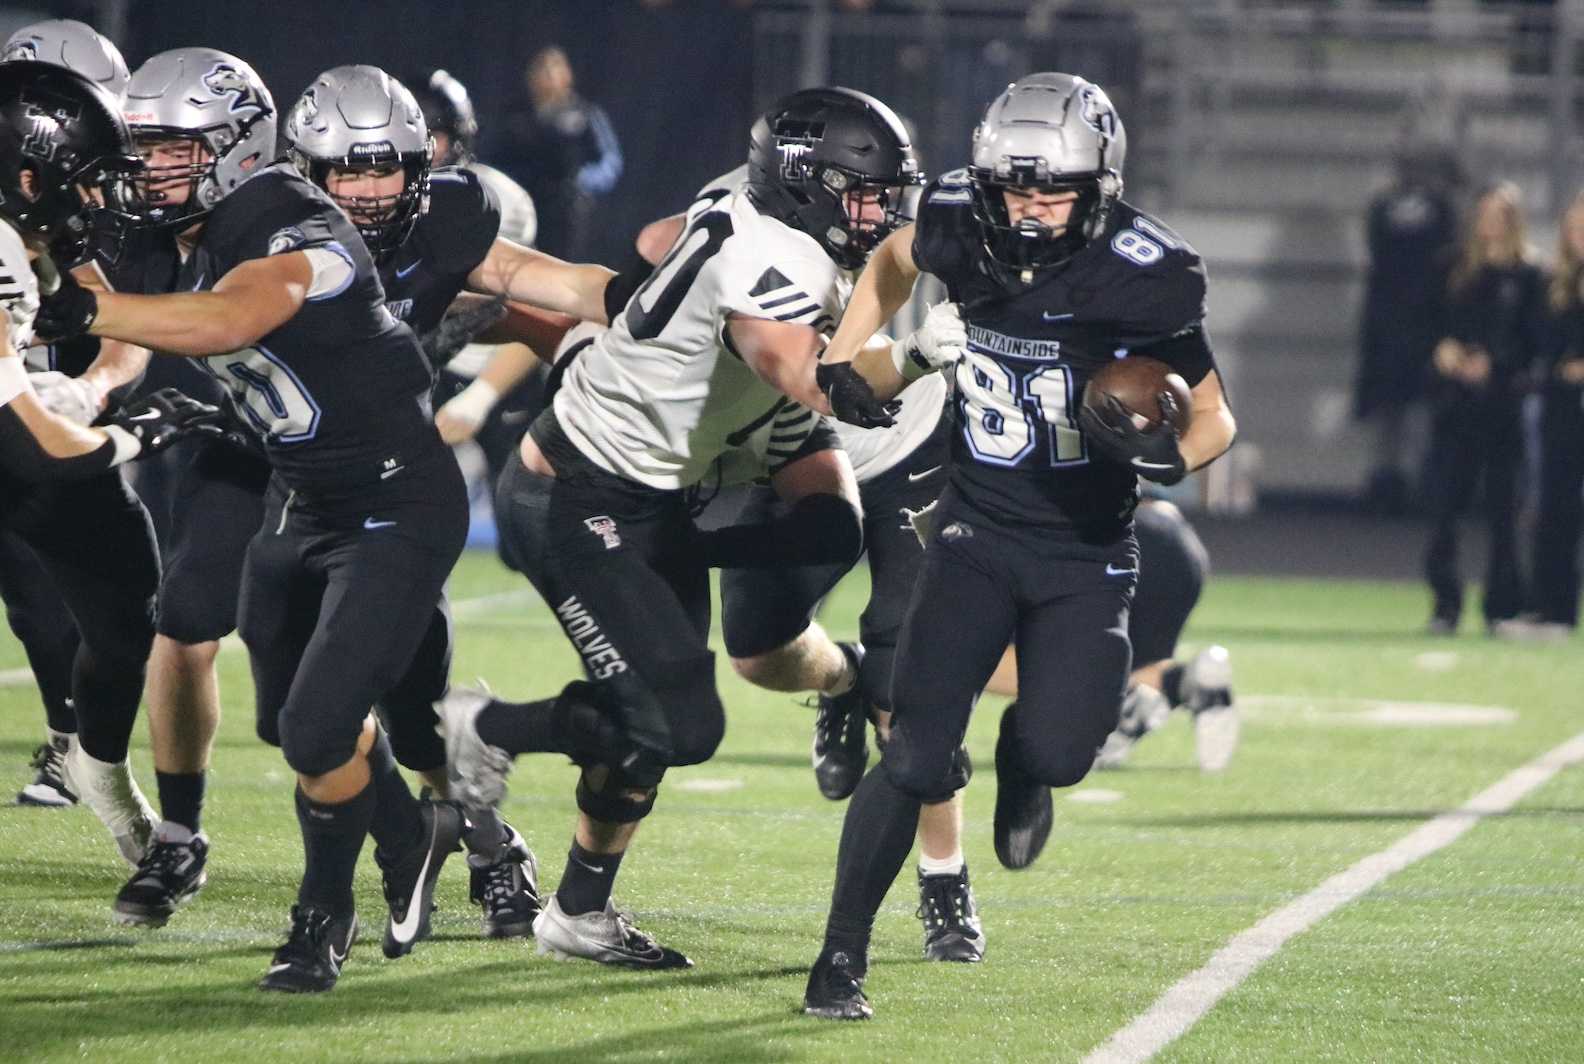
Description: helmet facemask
129,128,224,229
969,167,1116,275
292,148,430,264
793,159,917,270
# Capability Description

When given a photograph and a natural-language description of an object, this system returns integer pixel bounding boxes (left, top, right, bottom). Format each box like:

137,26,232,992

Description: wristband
101,424,142,467
890,334,932,382
442,377,501,427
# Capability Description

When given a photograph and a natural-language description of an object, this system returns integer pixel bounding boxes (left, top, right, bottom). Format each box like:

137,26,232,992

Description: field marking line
0,589,538,688
1083,729,1584,1064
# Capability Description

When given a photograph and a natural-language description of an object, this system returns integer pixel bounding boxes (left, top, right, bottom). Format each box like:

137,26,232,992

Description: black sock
1161,663,1186,707
823,765,921,961
366,728,423,857
475,696,561,756
295,782,374,918
555,839,624,916
155,770,206,834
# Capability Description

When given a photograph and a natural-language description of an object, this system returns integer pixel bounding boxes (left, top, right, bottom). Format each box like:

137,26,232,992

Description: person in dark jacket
1527,191,1584,636
1423,181,1547,634
1355,146,1460,513
499,46,621,261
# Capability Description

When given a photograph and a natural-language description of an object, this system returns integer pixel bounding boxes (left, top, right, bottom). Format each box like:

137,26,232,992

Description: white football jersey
0,220,39,355
554,186,848,490
836,370,948,483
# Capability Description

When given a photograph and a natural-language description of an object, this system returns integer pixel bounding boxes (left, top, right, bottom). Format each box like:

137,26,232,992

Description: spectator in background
1526,191,1584,638
1423,181,1547,635
501,46,621,260
1355,145,1461,514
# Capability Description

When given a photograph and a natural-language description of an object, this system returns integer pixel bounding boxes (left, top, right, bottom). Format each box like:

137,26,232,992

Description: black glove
32,258,99,343
1078,391,1188,485
816,360,900,429
418,296,508,369
107,388,229,457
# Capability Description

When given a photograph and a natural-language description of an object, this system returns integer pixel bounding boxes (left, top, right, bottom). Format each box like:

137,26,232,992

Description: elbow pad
603,253,656,322
694,492,863,569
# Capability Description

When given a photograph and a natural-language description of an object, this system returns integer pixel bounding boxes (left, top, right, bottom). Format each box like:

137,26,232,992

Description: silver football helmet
968,72,1126,273
122,47,276,226
284,65,431,261
1,19,129,98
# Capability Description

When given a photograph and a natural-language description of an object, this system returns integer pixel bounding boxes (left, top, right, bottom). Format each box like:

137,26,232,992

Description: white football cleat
1181,645,1238,772
434,684,513,809
61,741,157,866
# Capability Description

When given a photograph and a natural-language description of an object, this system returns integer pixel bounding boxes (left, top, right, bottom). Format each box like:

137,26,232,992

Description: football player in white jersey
0,61,224,868
438,87,925,968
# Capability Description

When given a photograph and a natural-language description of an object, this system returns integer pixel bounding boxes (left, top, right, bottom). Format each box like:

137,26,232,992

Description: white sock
824,646,861,696
156,821,195,845
919,850,965,877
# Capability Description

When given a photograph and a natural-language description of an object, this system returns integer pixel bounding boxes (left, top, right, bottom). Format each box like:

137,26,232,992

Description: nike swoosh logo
1043,312,1074,322
364,517,397,530
907,465,942,483
396,259,422,279
571,857,606,875
1106,563,1136,576
1130,458,1177,471
267,963,293,974
389,824,437,944
379,464,405,480
129,409,163,421
329,938,349,969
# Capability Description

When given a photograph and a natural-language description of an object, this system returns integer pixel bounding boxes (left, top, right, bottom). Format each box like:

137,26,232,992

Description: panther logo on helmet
295,86,320,126
203,62,267,118
2,40,38,62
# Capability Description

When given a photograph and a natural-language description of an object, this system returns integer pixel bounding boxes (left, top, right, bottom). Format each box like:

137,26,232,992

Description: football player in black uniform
283,63,571,938
803,73,1237,1019
32,48,502,992
0,61,222,871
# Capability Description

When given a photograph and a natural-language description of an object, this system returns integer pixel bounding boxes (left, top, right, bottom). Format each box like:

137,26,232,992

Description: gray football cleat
533,896,691,969
1181,645,1238,772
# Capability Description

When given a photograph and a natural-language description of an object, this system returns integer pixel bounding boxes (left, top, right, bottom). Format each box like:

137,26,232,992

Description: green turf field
2,551,1582,1063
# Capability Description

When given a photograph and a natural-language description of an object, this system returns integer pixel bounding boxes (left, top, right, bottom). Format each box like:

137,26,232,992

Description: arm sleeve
0,402,119,484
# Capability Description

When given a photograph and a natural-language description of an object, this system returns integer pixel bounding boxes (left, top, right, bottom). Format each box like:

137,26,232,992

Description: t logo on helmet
775,117,824,181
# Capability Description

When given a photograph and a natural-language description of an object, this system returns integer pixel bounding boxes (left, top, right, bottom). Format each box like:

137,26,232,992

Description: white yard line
1083,730,1584,1064
0,588,538,687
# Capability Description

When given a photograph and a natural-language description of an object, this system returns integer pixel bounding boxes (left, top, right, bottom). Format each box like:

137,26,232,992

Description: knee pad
878,719,962,804
279,711,362,778
575,756,666,824
376,702,447,773
604,652,723,766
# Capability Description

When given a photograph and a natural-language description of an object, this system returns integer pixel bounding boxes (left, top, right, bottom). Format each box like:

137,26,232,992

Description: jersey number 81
956,349,1084,468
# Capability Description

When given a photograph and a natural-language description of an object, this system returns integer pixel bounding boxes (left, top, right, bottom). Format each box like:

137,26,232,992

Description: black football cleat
378,800,468,958
113,831,209,927
993,703,1052,871
469,824,541,939
259,905,359,993
812,642,869,800
803,948,873,1020
917,866,985,963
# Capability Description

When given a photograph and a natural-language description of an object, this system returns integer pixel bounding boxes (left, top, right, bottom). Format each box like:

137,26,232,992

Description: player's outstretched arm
824,223,920,375
725,314,827,410
41,252,316,356
1178,368,1236,473
468,238,616,326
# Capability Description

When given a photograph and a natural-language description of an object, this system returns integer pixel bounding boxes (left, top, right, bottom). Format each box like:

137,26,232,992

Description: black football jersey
912,168,1215,531
174,163,441,493
379,166,501,338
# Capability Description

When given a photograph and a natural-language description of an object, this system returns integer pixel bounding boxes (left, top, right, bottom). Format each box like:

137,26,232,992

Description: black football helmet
746,87,921,270
0,60,141,262
410,69,476,166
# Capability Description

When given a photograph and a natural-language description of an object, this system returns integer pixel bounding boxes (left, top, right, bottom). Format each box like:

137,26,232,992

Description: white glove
29,370,103,426
892,302,966,382
434,378,500,445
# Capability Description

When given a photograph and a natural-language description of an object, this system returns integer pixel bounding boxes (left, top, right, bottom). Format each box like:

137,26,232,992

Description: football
1082,356,1193,432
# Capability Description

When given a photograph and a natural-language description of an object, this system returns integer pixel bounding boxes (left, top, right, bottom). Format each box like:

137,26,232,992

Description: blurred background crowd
7,0,1584,635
